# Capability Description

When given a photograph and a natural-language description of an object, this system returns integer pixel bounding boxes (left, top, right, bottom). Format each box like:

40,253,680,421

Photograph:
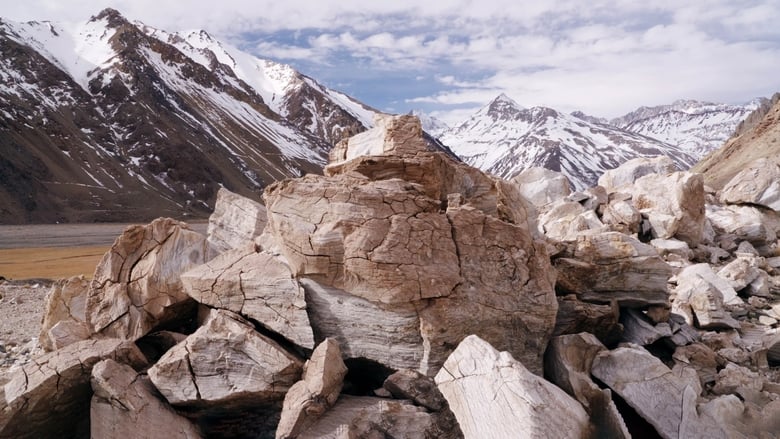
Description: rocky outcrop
276,339,347,439
0,339,146,439
207,188,268,254
435,335,592,439
181,247,315,349
86,218,214,341
263,114,557,375
148,310,302,407
90,359,203,439
39,275,90,351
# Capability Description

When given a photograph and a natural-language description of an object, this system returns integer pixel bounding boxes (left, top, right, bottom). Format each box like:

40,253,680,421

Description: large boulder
263,114,557,376
720,158,780,211
706,204,777,246
207,187,268,254
0,339,147,439
627,171,706,246
90,359,202,439
148,309,302,407
598,156,679,191
86,218,214,341
39,275,90,351
434,335,591,439
276,339,347,439
554,232,673,307
592,345,728,439
510,167,572,208
181,247,314,349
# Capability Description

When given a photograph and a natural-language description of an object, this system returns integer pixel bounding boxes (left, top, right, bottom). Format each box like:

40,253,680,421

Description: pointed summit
91,8,128,27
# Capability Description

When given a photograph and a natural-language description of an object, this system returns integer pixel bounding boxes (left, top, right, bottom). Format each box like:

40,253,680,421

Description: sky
4,1,780,125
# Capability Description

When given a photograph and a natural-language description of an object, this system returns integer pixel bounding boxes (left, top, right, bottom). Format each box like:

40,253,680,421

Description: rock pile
2,115,780,438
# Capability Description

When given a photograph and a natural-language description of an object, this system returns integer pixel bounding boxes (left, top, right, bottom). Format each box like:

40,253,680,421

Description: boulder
263,115,557,376
628,171,706,246
90,359,202,439
591,344,728,439
276,338,347,439
675,263,742,305
706,204,777,246
86,218,214,341
554,232,673,307
383,369,447,412
207,187,268,254
545,333,630,439
296,395,456,439
434,335,592,439
510,167,572,208
717,256,763,291
39,275,90,352
673,270,741,330
650,238,693,261
711,363,764,397
601,200,642,234
181,247,314,349
329,114,430,164
0,339,147,439
148,310,302,407
598,155,679,191
620,308,673,345
538,200,605,241
720,158,780,211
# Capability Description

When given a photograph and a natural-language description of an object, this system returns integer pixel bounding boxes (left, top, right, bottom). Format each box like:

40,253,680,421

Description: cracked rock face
262,114,557,376
148,309,302,407
90,359,203,439
39,275,90,352
720,158,780,211
86,218,215,341
434,335,592,439
181,247,315,349
0,338,147,439
207,187,268,254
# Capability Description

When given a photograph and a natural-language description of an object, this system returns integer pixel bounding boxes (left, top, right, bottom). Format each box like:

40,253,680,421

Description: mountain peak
91,8,128,27
491,93,522,108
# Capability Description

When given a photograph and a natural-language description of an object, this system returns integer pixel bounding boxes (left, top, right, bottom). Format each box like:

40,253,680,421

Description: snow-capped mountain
0,9,381,223
611,99,765,159
411,110,450,138
440,94,697,190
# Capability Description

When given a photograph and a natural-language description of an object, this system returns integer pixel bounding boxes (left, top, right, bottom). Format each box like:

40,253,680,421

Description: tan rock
0,339,147,439
591,345,728,439
86,218,214,341
276,338,347,439
181,247,314,349
207,187,268,254
553,295,621,343
39,275,90,352
720,158,780,211
434,335,592,439
90,359,202,439
383,369,448,412
673,272,741,330
554,232,672,307
620,308,673,345
148,310,302,406
628,171,706,246
712,363,764,397
601,200,642,234
328,114,429,164
717,256,763,291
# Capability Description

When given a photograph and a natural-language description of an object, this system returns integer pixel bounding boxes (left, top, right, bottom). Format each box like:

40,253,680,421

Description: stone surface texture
207,187,268,254
38,275,90,352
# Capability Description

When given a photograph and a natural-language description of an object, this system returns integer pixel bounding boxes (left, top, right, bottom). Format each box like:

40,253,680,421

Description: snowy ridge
611,99,765,158
441,95,697,190
412,110,450,138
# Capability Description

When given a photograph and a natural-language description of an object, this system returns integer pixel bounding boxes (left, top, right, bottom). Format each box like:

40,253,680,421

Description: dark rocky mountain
0,9,379,224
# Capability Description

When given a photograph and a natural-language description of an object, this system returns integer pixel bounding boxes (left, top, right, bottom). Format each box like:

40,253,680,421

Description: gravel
0,279,50,384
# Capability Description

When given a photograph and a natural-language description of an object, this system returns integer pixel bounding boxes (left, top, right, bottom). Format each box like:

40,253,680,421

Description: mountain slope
0,9,381,224
440,94,697,190
693,93,780,189
611,99,764,159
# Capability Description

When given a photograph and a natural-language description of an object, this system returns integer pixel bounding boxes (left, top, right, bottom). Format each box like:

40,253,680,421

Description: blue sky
5,1,780,124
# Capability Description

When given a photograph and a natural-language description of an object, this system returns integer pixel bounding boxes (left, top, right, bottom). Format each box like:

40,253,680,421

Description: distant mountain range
435,95,763,190
0,8,767,222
